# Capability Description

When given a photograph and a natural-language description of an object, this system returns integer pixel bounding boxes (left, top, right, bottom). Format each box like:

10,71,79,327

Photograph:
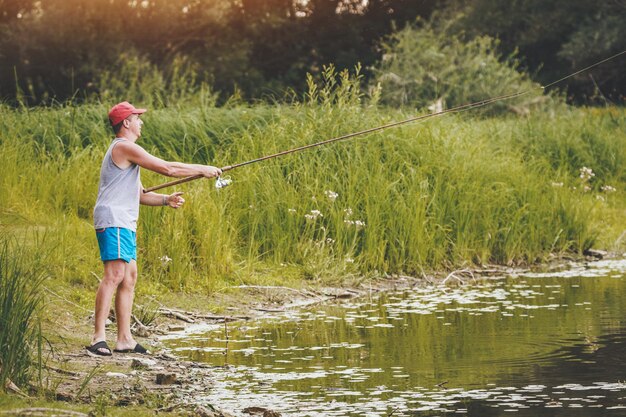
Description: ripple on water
164,258,626,416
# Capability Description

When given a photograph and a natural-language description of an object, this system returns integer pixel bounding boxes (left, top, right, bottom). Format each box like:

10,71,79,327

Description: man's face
126,114,143,138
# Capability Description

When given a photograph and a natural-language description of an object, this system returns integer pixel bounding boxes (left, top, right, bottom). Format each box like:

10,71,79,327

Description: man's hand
203,166,222,178
167,192,185,209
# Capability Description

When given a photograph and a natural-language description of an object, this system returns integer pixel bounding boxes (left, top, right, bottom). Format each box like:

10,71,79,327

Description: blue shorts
95,227,137,263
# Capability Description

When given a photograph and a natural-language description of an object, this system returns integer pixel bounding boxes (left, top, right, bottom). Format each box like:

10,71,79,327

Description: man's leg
114,259,138,351
91,260,126,354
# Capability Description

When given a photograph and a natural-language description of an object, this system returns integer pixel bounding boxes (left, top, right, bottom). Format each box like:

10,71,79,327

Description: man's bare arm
114,141,221,178
140,190,185,208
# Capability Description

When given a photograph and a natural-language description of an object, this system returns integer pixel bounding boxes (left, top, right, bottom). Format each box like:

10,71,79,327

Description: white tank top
93,138,141,231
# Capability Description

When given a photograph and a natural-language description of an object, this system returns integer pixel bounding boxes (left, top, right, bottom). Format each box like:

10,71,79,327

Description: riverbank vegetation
1,76,624,296
0,237,45,394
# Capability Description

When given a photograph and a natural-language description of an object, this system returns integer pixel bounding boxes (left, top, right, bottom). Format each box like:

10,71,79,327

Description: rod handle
143,175,202,193
143,165,233,193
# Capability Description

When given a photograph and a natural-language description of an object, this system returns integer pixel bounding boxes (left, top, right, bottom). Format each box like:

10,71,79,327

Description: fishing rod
143,50,625,194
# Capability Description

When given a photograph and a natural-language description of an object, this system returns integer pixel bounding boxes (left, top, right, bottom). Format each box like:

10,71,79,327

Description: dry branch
158,308,195,323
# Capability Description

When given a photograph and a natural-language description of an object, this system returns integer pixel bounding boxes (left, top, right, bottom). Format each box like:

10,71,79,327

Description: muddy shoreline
22,253,616,416
46,274,445,416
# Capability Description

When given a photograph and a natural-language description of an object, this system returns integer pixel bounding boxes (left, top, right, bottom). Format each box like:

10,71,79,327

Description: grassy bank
1,98,624,297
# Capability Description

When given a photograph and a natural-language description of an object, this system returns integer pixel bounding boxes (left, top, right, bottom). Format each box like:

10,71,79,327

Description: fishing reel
215,175,233,189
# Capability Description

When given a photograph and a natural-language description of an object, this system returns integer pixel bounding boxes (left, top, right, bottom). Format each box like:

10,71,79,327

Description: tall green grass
0,236,45,390
0,71,624,292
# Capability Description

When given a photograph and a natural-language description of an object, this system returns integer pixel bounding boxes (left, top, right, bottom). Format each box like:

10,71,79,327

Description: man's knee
103,268,125,286
125,269,138,287
122,262,138,288
103,261,127,286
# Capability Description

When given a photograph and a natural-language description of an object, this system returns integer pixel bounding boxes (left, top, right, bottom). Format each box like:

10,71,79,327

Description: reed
0,77,623,292
0,235,45,390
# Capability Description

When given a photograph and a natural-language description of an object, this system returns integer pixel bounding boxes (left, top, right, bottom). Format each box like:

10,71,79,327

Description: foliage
96,52,219,109
503,108,626,185
450,0,626,103
0,235,45,389
370,19,553,113
134,299,160,327
1,75,623,294
0,0,437,104
1,0,622,104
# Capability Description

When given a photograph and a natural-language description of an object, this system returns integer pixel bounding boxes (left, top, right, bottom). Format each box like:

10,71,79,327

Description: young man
87,101,221,356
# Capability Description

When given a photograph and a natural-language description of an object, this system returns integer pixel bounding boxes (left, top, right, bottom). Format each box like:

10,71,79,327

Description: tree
0,0,36,24
451,0,625,102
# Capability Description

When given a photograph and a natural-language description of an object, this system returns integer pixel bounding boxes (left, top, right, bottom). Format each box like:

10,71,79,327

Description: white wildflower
324,190,339,201
326,238,335,244
551,182,564,187
579,167,595,181
344,219,366,229
601,185,616,193
159,255,172,266
345,257,355,263
305,210,323,220
583,185,591,192
344,208,353,217
288,208,297,213
596,195,606,201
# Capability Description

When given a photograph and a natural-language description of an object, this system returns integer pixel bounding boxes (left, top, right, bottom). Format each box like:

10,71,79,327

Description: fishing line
541,50,625,90
144,50,625,193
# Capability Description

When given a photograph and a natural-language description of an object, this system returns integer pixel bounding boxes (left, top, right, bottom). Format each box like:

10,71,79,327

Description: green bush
96,52,219,109
371,19,555,114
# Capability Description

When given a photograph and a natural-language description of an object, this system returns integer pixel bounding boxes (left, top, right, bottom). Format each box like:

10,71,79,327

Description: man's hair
112,120,124,134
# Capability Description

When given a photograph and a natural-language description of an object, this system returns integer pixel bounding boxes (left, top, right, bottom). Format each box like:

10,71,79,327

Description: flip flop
113,343,149,354
86,340,113,356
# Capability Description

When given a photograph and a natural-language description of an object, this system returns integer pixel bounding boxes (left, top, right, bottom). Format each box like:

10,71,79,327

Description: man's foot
113,343,149,354
86,340,113,356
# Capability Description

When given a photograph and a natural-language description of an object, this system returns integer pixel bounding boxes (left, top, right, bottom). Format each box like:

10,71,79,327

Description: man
87,101,221,356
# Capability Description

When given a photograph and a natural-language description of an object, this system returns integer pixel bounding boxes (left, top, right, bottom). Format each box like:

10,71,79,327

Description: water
163,259,626,416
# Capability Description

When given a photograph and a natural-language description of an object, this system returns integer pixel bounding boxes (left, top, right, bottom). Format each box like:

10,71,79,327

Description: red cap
108,101,147,126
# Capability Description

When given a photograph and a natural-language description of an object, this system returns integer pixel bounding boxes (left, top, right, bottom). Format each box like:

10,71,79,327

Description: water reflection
163,259,626,416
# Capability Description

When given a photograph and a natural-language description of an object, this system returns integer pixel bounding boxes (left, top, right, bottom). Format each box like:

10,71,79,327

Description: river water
163,259,626,416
